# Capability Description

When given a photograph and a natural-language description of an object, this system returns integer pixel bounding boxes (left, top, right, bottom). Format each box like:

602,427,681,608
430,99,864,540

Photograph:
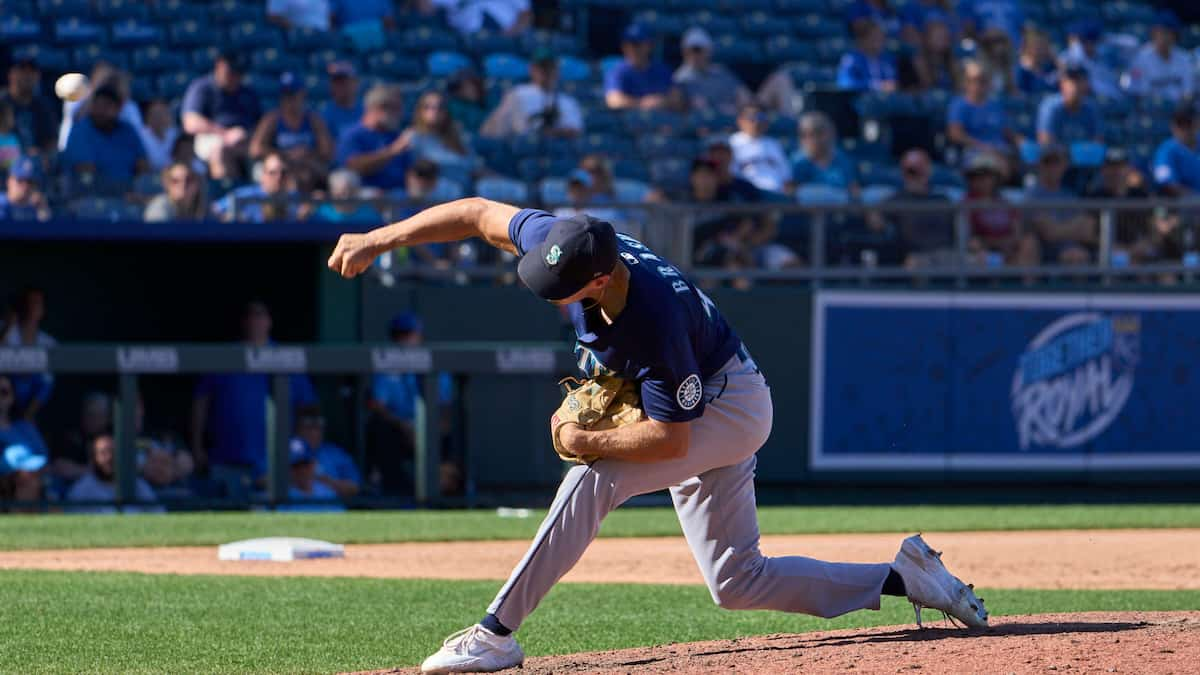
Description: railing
0,344,574,509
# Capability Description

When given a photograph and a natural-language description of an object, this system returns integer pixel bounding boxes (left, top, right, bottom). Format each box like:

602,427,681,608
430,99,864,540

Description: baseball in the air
54,72,89,102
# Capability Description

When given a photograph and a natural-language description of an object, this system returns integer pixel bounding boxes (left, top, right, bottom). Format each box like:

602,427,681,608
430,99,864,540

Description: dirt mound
363,612,1200,675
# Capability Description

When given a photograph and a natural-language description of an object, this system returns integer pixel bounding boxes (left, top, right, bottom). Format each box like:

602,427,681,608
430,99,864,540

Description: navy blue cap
279,71,303,94
389,311,423,335
517,216,619,301
288,438,317,465
622,22,653,43
9,157,38,181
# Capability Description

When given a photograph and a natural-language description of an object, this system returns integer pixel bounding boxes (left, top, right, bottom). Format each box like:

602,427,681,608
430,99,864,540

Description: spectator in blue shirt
604,23,677,110
836,20,898,93
61,83,147,187
0,373,48,506
900,0,955,46
212,151,298,223
1016,27,1058,96
281,442,343,511
366,312,454,495
948,60,1016,159
291,408,360,499
789,112,861,198
331,0,394,51
2,287,56,422
960,0,1023,47
1036,65,1103,147
1153,107,1200,196
0,157,50,221
319,61,363,143
181,50,262,181
337,84,412,191
311,168,383,224
190,301,317,499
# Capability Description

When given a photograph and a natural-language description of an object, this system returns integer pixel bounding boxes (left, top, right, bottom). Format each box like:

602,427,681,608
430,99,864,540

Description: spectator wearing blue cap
1153,108,1200,197
0,50,59,156
1127,11,1195,101
337,84,411,191
320,62,363,144
1059,20,1121,101
1037,65,1103,147
481,51,584,139
948,60,1016,160
291,408,360,499
191,301,318,499
182,51,263,181
65,434,163,514
267,0,330,31
0,157,50,221
250,72,334,173
605,24,677,111
367,312,454,496
1016,26,1059,96
60,82,148,187
836,20,898,93
0,373,48,506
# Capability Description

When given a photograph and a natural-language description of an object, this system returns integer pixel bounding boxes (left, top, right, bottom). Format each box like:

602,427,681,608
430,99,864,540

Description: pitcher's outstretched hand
328,233,378,278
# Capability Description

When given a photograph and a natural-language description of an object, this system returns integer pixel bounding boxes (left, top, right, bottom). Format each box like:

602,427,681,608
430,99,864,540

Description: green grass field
0,570,1196,674
0,505,1195,673
2,503,1197,550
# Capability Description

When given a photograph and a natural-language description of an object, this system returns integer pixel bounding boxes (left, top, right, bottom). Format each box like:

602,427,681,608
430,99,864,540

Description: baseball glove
550,375,646,463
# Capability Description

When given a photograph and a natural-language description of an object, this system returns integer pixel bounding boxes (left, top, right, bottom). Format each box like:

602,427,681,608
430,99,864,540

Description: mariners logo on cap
546,245,562,265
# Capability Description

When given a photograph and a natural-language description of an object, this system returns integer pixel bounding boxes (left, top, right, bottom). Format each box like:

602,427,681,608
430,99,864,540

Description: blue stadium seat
299,72,331,100
579,133,636,158
767,115,797,136
170,21,212,49
649,157,690,189
1070,141,1107,168
134,173,162,196
1101,2,1157,24
796,14,844,39
633,10,687,35
72,197,140,220
476,176,530,203
538,177,569,205
483,53,529,80
251,75,281,99
130,75,157,102
691,109,736,135
622,109,681,135
11,45,70,72
612,158,651,182
796,183,849,204
426,51,473,78
39,0,92,16
522,30,583,56
367,51,424,81
765,35,818,63
929,163,964,189
557,56,592,83
688,11,737,35
156,71,193,99
153,0,207,22
251,48,306,75
516,157,575,182
229,22,284,50
71,45,128,71
773,0,827,13
0,0,35,17
462,30,522,57
614,178,651,203
288,27,344,52
814,36,851,62
189,46,222,72
54,18,104,45
599,56,625,82
639,135,698,159
402,27,461,52
97,0,149,19
856,161,901,187
211,0,265,24
719,0,771,10
860,184,895,205
307,49,351,72
111,20,163,47
131,46,189,74
741,11,789,36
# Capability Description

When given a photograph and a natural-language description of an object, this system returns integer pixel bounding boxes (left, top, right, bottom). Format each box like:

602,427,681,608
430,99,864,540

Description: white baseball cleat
420,624,525,673
892,534,988,629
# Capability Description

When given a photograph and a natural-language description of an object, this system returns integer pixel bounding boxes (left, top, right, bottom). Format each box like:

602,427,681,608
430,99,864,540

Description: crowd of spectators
0,292,461,511
1,1,1200,276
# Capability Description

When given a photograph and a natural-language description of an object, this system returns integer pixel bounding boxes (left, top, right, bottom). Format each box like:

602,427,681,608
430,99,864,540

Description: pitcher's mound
371,611,1200,674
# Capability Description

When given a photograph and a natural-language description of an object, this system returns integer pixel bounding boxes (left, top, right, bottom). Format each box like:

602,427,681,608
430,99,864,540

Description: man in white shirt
427,0,530,36
479,50,583,139
1126,11,1194,101
729,103,790,193
267,0,331,31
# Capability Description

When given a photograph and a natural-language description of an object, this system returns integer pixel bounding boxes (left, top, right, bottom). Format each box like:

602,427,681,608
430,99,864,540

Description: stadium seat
796,183,849,204
579,133,635,158
251,76,281,99
857,161,901,187
860,184,895,205
130,75,157,102
299,73,331,100
251,48,306,75
539,177,569,205
134,173,163,197
814,36,852,61
599,56,625,82
612,158,652,182
476,176,529,203
287,27,344,52
306,49,350,72
11,45,70,72
110,20,163,47
367,51,424,81
229,22,284,49
713,34,762,63
623,109,681,135
741,11,789,36
152,0,207,22
71,45,128,71
765,35,818,63
936,186,965,203
638,135,699,159
0,17,42,44
426,51,473,78
71,197,139,220
428,178,466,203
558,56,592,83
156,71,193,99
1070,141,1107,168
462,30,522,57
54,18,104,45
999,187,1025,203
614,178,651,203
170,21,212,49
39,0,92,17
719,0,771,11
96,0,148,19
930,163,964,189
688,11,737,35
131,46,189,74
211,0,264,24
516,157,575,182
633,10,687,35
649,157,691,190
402,27,461,53
523,29,583,57
483,53,530,81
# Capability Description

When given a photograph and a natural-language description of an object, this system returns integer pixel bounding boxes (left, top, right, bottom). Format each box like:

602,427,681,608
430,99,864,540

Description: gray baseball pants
487,352,893,631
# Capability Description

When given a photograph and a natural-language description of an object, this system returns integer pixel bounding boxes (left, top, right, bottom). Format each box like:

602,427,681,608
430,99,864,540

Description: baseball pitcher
328,198,987,673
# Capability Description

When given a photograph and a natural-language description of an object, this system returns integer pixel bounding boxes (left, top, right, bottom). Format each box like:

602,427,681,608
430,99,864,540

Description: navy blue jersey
509,209,741,422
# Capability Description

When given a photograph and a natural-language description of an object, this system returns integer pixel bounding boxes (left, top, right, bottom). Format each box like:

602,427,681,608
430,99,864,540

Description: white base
218,537,345,562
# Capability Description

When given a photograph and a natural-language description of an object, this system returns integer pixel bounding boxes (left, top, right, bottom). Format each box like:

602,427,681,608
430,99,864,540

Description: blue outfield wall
811,291,1200,476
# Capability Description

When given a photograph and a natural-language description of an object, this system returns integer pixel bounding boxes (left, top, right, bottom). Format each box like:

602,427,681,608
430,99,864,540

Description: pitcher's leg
671,455,892,618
